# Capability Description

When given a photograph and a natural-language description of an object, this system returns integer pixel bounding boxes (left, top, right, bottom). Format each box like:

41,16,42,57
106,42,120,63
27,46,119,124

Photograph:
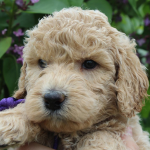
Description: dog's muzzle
44,90,66,111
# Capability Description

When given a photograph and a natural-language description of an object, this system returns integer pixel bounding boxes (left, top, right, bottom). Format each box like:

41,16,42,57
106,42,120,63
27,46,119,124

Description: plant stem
7,0,16,36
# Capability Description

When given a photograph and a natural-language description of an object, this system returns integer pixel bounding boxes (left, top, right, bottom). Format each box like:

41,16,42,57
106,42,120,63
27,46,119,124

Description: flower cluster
136,37,150,64
7,45,24,64
109,0,129,23
2,29,7,35
144,16,150,26
0,0,39,64
136,38,146,46
2,28,24,64
110,0,150,65
135,15,150,64
15,0,39,10
13,29,24,37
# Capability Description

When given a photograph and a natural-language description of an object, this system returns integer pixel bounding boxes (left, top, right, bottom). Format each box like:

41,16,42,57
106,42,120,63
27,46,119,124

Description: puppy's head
14,8,149,132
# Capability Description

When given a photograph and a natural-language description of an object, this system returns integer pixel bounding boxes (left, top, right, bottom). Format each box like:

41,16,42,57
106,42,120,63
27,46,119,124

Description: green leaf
13,13,35,28
26,0,70,14
82,2,88,9
138,3,150,17
86,0,112,23
131,17,144,34
69,0,83,6
0,37,12,58
116,14,132,35
115,15,143,35
137,49,148,56
0,12,9,27
128,0,139,15
4,0,13,7
0,88,4,99
2,54,20,95
136,25,144,35
24,0,30,3
131,17,141,29
140,84,150,118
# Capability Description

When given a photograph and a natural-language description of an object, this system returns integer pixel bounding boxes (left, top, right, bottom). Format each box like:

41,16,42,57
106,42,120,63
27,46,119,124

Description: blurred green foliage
0,0,150,133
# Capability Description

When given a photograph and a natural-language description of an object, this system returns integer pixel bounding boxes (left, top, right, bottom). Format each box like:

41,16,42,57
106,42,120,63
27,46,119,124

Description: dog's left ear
113,35,149,118
13,62,27,99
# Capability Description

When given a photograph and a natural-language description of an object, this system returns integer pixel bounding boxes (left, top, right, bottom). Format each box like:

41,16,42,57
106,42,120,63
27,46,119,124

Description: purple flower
12,38,14,43
113,13,122,23
13,29,24,37
7,45,24,55
122,0,128,4
13,44,24,55
31,0,39,4
136,38,146,46
146,53,150,64
6,45,24,64
115,15,122,22
17,57,23,64
6,46,14,54
136,52,140,57
13,45,24,64
15,0,24,7
144,17,150,26
1,29,7,35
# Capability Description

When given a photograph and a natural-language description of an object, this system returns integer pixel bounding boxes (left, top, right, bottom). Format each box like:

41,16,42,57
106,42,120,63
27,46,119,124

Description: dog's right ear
13,62,27,99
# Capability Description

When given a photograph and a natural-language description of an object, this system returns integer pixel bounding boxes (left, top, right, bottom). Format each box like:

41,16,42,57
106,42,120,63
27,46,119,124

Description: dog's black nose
44,91,66,111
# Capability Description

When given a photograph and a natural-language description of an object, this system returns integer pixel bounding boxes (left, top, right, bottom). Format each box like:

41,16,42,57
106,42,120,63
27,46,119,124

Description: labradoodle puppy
0,7,150,150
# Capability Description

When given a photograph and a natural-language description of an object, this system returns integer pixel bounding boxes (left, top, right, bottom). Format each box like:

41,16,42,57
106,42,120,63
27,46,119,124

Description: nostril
44,91,66,110
45,99,50,105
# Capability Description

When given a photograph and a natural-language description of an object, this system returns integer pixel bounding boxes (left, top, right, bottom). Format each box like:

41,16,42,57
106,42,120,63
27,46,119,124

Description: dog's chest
57,132,86,150
39,132,79,150
44,137,78,150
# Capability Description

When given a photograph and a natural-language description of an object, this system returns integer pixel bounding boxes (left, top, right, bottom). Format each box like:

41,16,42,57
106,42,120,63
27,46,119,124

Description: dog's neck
57,114,127,150
38,114,127,150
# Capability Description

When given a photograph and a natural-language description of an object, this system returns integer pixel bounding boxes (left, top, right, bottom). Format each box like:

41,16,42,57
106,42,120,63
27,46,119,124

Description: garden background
0,0,150,134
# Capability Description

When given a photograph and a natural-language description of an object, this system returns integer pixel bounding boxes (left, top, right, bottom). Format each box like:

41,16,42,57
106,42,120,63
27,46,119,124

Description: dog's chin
38,108,95,133
40,116,94,133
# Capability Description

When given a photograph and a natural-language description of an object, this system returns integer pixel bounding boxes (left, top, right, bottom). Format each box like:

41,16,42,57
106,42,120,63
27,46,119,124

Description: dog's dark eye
82,60,97,69
38,59,47,68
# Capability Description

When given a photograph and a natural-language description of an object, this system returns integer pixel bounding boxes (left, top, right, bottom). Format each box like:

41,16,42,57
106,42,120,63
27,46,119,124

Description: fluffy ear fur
110,31,149,118
13,62,27,99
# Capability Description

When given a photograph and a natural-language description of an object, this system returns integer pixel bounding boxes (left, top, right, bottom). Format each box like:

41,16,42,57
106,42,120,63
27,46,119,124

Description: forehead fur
23,7,136,69
23,8,117,62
